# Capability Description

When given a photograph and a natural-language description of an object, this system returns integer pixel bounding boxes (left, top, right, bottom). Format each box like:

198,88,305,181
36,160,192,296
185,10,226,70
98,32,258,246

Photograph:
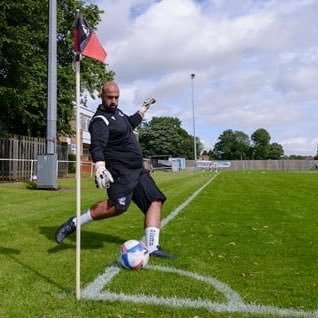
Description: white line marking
81,173,318,318
160,173,219,228
82,264,317,318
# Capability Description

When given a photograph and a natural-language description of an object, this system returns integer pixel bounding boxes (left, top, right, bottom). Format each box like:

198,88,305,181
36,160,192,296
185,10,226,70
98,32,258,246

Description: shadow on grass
23,181,62,191
0,245,66,291
23,181,37,189
0,246,21,255
38,226,125,253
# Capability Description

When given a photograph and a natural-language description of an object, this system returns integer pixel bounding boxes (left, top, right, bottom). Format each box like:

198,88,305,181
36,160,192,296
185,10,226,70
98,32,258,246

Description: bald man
55,81,175,259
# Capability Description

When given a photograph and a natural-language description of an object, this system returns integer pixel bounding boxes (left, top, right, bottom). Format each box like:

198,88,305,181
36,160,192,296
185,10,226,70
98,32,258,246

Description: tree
0,0,114,138
213,129,251,160
251,128,271,145
268,143,284,159
251,128,284,159
251,128,271,159
207,149,214,159
138,117,202,159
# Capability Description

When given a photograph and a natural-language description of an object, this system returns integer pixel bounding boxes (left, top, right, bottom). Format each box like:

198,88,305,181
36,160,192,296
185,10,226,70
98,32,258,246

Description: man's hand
139,98,156,115
94,161,114,189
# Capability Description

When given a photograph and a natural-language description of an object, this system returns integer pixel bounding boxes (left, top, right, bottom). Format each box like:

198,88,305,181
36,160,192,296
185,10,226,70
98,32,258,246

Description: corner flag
73,10,107,300
73,12,107,62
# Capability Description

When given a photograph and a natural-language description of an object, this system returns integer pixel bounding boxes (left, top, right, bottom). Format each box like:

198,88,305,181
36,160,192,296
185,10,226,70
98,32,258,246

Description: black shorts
107,167,166,213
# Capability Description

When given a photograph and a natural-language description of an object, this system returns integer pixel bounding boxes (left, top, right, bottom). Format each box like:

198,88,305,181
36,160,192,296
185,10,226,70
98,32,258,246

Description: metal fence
147,159,318,172
0,135,68,181
1,134,317,182
0,158,94,182
224,160,318,171
188,159,318,171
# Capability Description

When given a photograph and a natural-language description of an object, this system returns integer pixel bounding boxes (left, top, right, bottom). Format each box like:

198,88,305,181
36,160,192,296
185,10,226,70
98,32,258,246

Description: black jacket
89,106,143,170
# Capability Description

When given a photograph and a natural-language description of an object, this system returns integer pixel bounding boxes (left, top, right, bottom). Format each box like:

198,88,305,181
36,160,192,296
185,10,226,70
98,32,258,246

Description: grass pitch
0,170,317,317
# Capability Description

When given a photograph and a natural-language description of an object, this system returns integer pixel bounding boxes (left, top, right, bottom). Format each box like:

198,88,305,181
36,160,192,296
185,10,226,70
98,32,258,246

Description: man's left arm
127,112,143,129
128,98,156,128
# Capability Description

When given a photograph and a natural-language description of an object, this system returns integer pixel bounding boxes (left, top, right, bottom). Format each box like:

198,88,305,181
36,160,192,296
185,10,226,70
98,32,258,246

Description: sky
86,0,318,156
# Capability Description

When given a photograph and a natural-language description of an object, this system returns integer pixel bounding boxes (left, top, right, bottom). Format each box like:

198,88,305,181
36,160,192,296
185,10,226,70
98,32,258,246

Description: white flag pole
75,56,81,300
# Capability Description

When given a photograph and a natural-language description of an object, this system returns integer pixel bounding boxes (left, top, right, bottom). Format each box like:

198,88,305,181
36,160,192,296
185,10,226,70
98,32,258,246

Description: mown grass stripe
82,173,219,298
161,173,219,228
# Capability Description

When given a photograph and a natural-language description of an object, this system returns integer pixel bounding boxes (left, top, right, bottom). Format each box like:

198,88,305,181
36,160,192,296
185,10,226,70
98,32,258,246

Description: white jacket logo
118,197,126,206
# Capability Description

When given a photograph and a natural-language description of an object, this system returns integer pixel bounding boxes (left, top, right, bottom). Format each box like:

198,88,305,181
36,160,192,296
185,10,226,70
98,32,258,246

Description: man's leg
144,200,176,259
144,200,161,253
55,199,123,243
144,200,161,228
90,200,121,219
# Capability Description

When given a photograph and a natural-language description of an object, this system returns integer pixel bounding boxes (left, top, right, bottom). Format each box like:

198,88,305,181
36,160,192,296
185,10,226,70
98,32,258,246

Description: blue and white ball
119,240,149,270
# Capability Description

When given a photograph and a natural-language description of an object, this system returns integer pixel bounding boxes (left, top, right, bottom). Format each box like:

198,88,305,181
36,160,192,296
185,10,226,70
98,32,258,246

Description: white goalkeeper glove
94,161,114,189
138,98,156,115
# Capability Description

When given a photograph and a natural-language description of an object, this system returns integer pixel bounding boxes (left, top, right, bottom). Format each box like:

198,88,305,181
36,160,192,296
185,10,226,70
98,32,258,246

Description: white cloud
89,0,318,156
281,136,318,156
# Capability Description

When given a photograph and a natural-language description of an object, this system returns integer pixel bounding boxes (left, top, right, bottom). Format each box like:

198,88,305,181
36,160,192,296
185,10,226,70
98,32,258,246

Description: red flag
73,12,107,63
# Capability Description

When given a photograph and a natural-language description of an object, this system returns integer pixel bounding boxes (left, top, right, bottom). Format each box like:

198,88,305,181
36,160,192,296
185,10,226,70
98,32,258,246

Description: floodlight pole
191,74,197,166
47,0,57,155
36,0,57,190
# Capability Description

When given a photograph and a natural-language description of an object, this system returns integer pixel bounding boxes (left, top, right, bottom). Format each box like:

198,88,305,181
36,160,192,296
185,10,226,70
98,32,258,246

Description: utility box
37,154,58,190
169,158,186,170
171,161,180,172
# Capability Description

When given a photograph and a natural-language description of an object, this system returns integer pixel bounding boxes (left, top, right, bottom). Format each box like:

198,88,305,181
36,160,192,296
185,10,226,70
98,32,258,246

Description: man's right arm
89,118,113,188
89,118,109,162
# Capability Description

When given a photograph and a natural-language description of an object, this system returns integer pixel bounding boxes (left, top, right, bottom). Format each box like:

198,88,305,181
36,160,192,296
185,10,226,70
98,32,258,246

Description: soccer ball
119,239,149,270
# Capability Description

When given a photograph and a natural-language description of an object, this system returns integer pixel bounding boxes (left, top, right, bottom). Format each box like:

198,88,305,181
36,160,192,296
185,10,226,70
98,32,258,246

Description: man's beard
104,103,117,113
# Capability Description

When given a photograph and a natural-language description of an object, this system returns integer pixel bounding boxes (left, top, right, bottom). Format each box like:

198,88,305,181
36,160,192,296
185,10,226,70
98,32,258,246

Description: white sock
72,209,93,226
145,227,160,253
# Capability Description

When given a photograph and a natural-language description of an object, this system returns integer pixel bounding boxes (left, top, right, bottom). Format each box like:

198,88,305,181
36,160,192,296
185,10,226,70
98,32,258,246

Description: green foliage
139,116,203,159
288,154,313,160
0,1,48,137
213,129,251,160
0,0,114,138
251,128,271,145
213,128,284,160
268,142,284,159
251,128,271,159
